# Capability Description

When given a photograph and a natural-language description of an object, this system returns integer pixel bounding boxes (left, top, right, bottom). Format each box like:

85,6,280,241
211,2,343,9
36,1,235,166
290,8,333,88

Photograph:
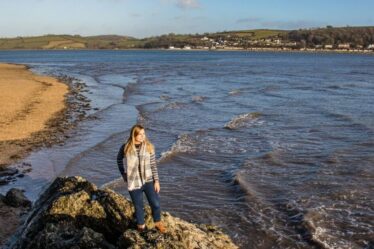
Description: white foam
100,177,126,189
158,133,196,162
224,112,262,129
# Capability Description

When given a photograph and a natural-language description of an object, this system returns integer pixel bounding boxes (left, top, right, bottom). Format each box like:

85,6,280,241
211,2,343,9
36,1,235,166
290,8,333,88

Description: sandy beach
0,63,68,141
0,63,68,167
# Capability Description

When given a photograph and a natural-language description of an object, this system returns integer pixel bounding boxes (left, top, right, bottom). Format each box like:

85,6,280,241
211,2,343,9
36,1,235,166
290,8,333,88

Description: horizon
1,25,374,40
1,0,374,38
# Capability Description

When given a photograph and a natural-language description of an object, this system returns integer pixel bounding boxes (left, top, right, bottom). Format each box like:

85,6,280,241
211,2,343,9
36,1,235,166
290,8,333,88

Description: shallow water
0,50,373,248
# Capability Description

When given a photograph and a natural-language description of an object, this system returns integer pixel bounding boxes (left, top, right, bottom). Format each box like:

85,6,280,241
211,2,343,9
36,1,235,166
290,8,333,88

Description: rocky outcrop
6,176,238,249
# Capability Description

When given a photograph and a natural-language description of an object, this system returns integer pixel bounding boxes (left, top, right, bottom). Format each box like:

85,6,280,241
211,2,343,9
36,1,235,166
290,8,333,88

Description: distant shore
162,47,374,55
1,47,373,55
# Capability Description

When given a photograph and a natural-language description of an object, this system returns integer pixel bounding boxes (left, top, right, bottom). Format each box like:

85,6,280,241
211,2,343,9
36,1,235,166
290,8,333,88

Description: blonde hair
124,124,155,156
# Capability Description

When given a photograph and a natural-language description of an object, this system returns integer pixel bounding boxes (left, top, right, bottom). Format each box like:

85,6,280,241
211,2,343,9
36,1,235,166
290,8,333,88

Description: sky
0,0,374,38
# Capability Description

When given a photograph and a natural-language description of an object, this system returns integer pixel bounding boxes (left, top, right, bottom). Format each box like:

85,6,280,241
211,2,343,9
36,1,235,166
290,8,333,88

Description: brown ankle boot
154,221,166,233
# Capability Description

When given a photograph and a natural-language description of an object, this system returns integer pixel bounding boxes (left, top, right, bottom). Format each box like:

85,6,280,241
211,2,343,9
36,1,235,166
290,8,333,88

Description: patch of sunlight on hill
42,40,86,49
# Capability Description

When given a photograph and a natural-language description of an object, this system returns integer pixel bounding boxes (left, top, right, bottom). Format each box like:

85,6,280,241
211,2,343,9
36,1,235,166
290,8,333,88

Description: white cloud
159,0,200,9
176,0,199,9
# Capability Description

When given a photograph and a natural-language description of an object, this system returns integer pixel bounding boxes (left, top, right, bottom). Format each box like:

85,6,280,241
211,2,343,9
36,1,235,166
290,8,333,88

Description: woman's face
134,129,145,144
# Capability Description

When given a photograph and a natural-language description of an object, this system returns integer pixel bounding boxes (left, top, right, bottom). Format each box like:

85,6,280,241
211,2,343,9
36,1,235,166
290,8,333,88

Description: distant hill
0,26,373,50
0,34,138,49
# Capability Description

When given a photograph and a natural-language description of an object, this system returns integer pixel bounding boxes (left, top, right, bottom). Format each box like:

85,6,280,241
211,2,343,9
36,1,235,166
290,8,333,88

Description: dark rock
0,178,10,185
6,176,238,249
26,223,115,249
0,175,17,185
21,162,32,167
0,168,19,177
4,188,31,208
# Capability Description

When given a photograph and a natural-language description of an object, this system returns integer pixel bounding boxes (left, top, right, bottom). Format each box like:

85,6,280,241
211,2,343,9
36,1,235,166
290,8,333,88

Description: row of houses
321,43,374,50
167,36,374,51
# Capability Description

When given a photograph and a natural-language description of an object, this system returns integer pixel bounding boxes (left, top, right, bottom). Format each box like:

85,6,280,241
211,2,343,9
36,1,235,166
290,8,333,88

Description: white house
338,43,350,49
286,42,297,47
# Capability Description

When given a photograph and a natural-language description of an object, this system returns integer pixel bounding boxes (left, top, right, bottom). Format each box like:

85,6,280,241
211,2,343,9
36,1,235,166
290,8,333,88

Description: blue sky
0,0,373,38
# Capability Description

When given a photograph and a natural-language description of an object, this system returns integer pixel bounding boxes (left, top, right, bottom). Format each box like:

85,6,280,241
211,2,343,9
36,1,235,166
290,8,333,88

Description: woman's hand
154,180,160,193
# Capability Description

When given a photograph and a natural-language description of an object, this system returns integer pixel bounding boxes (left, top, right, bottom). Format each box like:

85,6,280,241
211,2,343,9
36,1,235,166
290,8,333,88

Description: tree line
285,26,374,48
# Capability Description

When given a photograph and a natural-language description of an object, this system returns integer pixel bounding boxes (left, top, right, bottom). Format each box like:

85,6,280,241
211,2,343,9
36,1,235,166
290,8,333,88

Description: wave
159,101,188,110
320,109,374,134
100,177,125,189
233,168,341,249
228,87,254,96
237,153,373,249
233,170,262,200
232,169,315,248
303,207,365,249
158,126,260,163
224,112,262,130
143,76,166,84
122,82,138,102
258,151,285,167
160,95,171,100
158,133,197,162
228,89,242,96
347,70,374,76
151,97,205,113
191,95,206,103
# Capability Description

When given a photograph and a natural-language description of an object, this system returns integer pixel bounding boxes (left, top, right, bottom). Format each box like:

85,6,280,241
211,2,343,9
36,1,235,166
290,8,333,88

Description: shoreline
0,63,91,180
0,63,91,246
1,48,373,55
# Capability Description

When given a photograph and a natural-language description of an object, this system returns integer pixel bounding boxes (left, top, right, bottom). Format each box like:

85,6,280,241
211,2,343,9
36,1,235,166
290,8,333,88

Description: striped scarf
126,143,153,191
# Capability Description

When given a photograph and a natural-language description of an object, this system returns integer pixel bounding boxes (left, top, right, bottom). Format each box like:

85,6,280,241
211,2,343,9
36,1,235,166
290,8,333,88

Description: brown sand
0,63,68,141
0,63,70,167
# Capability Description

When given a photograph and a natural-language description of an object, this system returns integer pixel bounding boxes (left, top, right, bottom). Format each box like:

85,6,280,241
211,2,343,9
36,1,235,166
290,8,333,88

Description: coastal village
167,35,374,53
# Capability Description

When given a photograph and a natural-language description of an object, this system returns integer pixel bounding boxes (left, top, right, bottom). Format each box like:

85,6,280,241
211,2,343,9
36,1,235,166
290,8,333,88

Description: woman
117,124,166,233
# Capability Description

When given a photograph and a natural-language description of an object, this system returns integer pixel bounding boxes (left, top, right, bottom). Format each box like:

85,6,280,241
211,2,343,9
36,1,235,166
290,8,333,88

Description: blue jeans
129,181,161,225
